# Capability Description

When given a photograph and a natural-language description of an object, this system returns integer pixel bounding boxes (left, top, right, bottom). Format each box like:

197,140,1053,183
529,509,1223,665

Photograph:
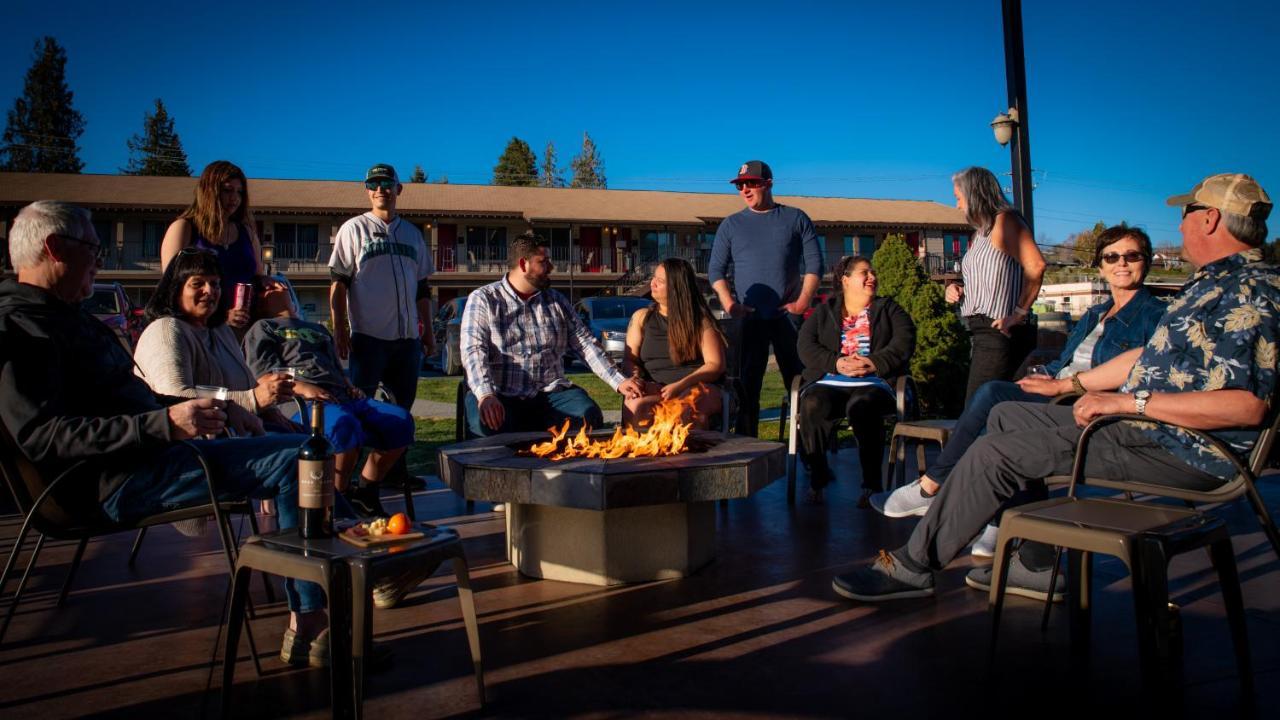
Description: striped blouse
959,214,1023,320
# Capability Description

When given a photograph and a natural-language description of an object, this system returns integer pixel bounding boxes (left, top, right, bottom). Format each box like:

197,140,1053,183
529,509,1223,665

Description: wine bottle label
298,458,334,509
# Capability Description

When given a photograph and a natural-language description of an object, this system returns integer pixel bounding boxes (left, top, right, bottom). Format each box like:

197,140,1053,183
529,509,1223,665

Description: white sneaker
871,479,936,518
970,523,999,558
492,503,505,513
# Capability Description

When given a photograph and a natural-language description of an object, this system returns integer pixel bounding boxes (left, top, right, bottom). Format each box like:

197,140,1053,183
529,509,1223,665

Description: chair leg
1243,482,1280,563
1041,546,1065,631
221,565,254,718
451,556,485,706
56,537,89,608
987,530,1018,671
915,442,927,482
785,453,797,506
0,533,46,645
1131,537,1174,692
884,435,898,492
1208,536,1253,690
128,527,147,567
1066,549,1092,652
243,511,277,605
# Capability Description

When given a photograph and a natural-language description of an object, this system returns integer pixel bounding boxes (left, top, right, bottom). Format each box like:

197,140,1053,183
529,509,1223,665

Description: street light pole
1001,0,1034,233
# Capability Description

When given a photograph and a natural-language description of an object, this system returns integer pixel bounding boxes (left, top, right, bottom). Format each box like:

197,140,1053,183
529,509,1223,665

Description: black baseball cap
730,160,772,185
365,163,399,183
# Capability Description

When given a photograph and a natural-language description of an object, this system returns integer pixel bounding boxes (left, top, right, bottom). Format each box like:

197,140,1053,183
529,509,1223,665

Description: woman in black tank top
622,259,727,429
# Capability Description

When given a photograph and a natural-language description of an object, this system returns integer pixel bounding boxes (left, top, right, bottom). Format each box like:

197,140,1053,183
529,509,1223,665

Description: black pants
797,384,894,492
736,315,804,437
963,315,1036,405
349,333,420,486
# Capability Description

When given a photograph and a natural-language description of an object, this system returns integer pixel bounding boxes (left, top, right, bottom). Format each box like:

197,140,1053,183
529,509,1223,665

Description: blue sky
3,0,1277,249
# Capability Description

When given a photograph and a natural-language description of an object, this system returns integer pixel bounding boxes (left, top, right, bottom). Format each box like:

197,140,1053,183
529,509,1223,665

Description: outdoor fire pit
438,430,785,585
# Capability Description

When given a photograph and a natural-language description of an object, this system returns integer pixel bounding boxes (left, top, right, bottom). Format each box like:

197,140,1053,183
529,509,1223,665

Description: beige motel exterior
0,172,972,323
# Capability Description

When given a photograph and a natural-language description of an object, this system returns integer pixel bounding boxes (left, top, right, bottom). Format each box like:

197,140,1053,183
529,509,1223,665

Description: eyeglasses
57,235,108,261
178,246,217,257
365,179,396,191
735,180,766,190
1100,251,1146,265
1182,204,1209,219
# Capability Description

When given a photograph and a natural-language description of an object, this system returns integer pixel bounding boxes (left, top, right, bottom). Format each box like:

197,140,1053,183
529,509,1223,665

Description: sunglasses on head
735,179,766,190
179,246,217,257
365,179,396,191
1100,251,1146,265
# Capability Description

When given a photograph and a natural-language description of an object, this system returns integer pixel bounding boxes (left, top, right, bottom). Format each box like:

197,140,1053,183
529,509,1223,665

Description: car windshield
590,298,650,320
84,289,120,315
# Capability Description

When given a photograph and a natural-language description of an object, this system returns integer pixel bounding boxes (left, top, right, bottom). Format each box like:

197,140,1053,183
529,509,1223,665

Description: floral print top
1121,248,1279,477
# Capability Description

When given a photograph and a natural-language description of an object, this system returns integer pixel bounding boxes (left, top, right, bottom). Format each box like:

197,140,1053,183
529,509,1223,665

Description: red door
579,226,602,272
436,224,457,271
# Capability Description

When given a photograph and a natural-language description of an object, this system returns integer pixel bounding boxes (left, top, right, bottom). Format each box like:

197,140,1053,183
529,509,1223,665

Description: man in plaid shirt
460,231,644,437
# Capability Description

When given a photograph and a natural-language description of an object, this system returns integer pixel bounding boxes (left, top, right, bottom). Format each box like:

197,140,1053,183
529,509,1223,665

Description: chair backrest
0,422,96,533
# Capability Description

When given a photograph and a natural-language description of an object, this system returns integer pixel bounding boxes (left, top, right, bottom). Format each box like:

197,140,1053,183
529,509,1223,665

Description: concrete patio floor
1,446,1277,719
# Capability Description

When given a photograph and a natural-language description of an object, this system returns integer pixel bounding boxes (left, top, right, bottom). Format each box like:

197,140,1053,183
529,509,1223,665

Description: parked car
86,282,141,352
573,295,652,361
431,296,468,375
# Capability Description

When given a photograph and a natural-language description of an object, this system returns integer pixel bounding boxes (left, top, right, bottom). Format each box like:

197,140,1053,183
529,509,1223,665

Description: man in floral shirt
833,173,1276,603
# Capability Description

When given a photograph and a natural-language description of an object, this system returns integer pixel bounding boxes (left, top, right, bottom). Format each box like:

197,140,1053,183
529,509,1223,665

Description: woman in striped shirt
948,167,1046,404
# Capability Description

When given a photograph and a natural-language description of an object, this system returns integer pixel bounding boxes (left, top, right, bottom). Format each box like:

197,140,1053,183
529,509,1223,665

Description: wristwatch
1134,389,1151,416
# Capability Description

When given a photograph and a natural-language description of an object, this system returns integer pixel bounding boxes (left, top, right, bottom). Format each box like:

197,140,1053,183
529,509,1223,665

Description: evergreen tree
872,235,970,415
569,131,606,189
409,165,427,183
121,98,191,176
539,140,564,187
433,175,450,184
492,137,538,186
1,37,86,173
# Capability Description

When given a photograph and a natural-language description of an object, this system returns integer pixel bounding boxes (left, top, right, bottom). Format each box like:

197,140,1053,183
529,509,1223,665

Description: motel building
0,172,972,323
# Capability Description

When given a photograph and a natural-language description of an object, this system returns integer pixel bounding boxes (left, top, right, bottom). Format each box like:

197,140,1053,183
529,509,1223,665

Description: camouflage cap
1166,173,1271,220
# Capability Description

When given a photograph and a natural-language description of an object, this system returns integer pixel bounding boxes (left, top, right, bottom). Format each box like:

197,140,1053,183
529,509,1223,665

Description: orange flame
528,387,703,460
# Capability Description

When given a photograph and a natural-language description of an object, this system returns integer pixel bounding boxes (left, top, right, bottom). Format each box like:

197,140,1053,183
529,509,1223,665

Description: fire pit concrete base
507,501,714,585
439,430,785,586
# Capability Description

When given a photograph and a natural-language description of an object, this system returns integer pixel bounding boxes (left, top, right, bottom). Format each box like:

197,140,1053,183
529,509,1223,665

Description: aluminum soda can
233,283,252,310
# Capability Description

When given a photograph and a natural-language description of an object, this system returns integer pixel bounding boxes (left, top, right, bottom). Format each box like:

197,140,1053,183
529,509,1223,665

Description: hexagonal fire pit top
438,430,785,512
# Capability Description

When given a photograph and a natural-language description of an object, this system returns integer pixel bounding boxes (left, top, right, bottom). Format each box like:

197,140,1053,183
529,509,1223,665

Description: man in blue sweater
709,160,823,436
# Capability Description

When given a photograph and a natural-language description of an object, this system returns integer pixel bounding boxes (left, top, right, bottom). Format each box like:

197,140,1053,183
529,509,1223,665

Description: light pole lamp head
261,244,274,270
991,108,1020,147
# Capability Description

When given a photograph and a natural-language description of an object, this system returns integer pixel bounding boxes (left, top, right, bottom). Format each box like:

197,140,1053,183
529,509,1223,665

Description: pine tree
569,132,606,189
539,140,564,187
492,137,538,186
872,235,970,415
121,99,191,176
409,165,427,183
1,37,86,173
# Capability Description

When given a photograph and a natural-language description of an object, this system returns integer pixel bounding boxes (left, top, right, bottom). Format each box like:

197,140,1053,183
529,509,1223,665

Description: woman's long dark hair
657,257,724,365
145,248,227,327
833,254,874,313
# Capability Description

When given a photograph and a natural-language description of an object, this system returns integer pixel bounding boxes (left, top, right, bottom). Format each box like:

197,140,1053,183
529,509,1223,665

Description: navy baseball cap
730,160,773,185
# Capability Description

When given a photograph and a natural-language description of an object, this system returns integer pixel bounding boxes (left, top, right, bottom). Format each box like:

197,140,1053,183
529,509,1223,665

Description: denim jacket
1045,287,1165,377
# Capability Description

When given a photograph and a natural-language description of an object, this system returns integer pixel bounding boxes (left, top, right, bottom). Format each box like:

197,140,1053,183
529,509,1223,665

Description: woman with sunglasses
796,255,915,506
873,226,1166,556
947,167,1047,404
160,160,264,331
622,258,727,429
133,249,295,433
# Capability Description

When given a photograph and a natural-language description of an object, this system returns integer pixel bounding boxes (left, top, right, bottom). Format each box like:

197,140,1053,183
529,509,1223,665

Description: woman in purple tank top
161,160,264,331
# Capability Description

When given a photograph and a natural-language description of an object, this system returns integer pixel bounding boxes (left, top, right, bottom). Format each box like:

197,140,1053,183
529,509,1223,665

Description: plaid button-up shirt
460,276,626,400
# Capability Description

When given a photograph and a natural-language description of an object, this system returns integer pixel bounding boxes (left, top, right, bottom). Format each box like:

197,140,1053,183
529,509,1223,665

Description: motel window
274,223,319,260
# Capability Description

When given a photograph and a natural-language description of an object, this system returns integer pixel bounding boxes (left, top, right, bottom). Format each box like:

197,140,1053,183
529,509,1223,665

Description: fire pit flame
526,387,704,460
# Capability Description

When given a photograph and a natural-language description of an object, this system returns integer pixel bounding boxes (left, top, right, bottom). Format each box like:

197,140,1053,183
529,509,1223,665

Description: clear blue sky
3,0,1277,250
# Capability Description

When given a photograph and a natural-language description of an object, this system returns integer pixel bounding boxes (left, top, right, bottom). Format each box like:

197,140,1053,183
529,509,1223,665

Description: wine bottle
298,402,334,538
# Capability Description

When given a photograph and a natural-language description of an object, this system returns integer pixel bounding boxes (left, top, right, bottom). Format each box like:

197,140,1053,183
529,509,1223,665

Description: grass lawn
405,418,456,478
417,369,790,410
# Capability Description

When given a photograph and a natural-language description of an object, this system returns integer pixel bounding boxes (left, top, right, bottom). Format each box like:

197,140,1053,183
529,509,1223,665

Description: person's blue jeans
348,333,420,413
464,386,603,438
289,397,414,454
102,434,326,614
928,379,1048,485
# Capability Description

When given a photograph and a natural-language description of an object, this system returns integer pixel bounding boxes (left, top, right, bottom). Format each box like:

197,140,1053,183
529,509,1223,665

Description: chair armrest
1067,413,1253,496
895,375,918,421
1049,391,1082,406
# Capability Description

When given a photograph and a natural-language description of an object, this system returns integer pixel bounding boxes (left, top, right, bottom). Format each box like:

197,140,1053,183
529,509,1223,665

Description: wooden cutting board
339,528,425,548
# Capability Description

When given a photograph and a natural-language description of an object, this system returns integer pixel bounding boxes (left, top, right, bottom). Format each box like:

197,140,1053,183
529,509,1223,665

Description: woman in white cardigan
134,248,294,433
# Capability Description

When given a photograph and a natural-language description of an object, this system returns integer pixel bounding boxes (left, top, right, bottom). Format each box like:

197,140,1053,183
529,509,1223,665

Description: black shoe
857,488,875,509
832,550,935,602
345,484,388,518
383,474,426,491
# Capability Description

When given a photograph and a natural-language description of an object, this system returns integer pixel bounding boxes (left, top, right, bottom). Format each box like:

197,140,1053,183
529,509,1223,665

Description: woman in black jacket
797,255,915,506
